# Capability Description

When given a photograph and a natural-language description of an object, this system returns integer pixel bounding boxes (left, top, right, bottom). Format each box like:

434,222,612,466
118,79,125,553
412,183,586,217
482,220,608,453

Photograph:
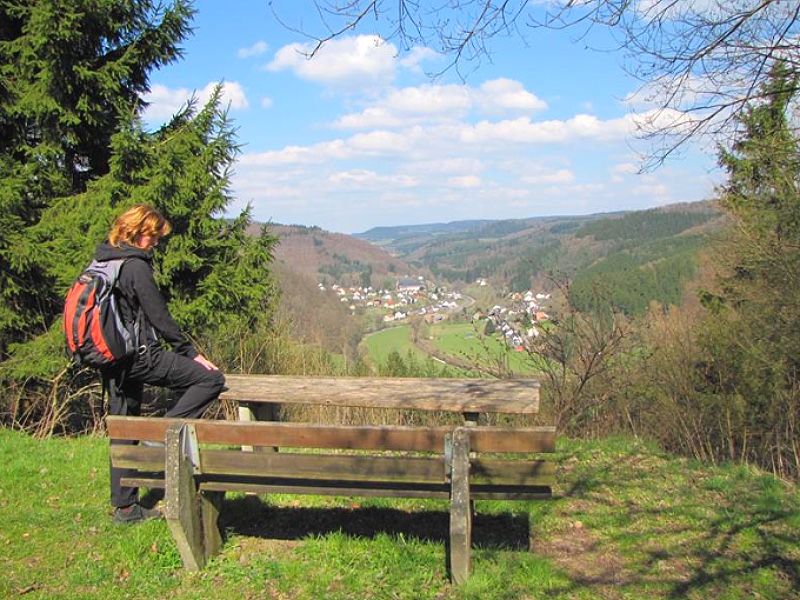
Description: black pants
105,347,226,508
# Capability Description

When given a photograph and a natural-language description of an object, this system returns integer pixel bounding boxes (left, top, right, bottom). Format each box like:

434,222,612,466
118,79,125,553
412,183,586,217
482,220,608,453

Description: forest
1,0,800,487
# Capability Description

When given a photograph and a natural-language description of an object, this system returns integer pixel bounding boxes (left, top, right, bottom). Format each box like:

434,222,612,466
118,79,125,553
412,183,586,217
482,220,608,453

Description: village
319,276,552,351
319,276,462,323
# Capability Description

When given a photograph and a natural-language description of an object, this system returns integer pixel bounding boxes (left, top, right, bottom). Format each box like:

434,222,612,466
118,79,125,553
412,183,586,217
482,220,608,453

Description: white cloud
612,162,640,175
348,130,413,155
398,46,440,72
333,107,405,130
520,169,575,185
242,110,644,176
333,84,471,129
261,97,273,109
387,84,473,115
267,35,399,92
227,72,716,233
143,81,249,123
329,169,419,188
448,175,482,188
401,157,485,176
631,182,669,198
460,113,634,146
142,83,187,121
610,161,640,182
238,41,269,58
332,78,546,130
240,139,351,167
476,79,548,113
333,84,470,129
216,82,249,110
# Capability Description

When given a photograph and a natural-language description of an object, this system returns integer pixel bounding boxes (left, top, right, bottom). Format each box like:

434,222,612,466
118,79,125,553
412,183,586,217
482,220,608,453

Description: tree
0,0,194,358
272,0,800,165
717,62,800,246
527,281,631,433
693,62,800,478
0,1,281,433
1,89,279,434
5,87,279,378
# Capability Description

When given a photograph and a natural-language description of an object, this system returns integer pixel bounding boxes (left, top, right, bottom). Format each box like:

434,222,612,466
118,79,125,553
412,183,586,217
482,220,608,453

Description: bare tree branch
270,0,800,165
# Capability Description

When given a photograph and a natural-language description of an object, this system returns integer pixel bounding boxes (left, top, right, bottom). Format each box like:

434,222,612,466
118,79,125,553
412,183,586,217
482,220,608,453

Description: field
3,428,799,599
365,321,539,376
427,321,539,376
363,325,428,366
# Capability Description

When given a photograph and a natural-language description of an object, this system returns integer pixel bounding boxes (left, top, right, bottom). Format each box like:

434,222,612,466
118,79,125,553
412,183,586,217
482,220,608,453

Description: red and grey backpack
63,259,139,368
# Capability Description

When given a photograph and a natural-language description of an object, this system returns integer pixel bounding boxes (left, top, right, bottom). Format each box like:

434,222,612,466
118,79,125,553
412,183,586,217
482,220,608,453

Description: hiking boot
113,503,164,525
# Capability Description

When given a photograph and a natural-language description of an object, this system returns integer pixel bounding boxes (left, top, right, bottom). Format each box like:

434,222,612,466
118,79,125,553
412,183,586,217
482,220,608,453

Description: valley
268,200,724,371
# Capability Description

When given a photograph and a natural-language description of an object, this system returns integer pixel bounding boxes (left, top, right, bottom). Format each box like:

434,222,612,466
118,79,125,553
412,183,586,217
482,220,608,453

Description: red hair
108,204,172,248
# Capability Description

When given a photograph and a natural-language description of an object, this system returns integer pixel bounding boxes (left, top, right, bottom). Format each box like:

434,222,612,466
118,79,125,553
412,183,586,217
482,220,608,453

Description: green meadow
2,429,799,599
365,321,539,376
363,325,427,366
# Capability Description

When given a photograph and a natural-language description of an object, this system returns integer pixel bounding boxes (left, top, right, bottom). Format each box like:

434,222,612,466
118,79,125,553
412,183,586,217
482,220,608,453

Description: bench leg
238,402,279,452
201,490,225,561
165,422,206,570
449,427,472,584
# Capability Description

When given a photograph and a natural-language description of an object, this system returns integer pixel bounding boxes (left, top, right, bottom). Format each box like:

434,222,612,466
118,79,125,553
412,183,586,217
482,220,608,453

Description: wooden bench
107,375,555,584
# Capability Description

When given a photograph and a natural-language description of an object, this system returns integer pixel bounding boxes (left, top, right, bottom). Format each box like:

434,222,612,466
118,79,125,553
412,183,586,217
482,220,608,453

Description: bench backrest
107,416,556,500
107,416,555,452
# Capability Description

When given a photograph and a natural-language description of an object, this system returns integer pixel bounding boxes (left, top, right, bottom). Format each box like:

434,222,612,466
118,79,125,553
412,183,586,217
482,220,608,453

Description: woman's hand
193,354,219,371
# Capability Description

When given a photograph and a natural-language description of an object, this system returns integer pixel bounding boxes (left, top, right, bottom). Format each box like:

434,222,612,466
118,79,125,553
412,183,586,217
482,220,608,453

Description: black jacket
94,243,197,359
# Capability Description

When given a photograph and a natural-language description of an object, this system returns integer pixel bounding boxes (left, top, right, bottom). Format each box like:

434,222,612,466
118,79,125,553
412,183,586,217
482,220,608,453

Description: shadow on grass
535,455,800,599
218,495,530,551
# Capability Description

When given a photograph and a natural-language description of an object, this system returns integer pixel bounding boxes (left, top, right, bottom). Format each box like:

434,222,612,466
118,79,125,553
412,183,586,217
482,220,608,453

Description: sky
142,0,722,235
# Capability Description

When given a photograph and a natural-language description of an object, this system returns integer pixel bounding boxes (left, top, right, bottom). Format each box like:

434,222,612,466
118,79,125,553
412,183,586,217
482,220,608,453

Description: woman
99,204,225,524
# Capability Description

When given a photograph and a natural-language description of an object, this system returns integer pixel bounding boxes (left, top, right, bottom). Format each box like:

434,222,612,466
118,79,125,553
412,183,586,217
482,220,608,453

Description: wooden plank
107,417,169,443
107,417,453,452
121,476,552,501
195,480,551,501
220,375,540,414
449,427,472,584
121,477,164,489
108,418,556,461
111,442,556,489
199,480,451,499
471,487,552,500
107,418,557,457
468,427,556,453
201,491,224,561
110,445,164,471
199,450,447,484
471,458,556,487
164,423,205,571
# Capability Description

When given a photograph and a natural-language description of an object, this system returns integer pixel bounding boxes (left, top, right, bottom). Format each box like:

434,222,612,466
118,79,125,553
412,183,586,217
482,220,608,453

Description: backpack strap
115,257,153,368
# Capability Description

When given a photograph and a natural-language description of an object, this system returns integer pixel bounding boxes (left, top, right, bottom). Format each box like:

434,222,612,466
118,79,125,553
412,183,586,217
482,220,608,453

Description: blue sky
142,0,721,234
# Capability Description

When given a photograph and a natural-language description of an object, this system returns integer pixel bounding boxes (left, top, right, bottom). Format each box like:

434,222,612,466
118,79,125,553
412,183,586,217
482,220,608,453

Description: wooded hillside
278,201,725,317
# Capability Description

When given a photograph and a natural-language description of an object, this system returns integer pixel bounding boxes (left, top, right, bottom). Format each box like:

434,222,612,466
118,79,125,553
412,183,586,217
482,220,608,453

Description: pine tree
0,0,194,358
12,87,279,380
718,62,800,245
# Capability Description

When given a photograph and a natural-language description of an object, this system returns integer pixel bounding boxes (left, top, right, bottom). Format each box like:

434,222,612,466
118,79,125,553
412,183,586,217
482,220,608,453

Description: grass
365,321,539,376
2,428,799,599
363,325,429,365
427,321,539,376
